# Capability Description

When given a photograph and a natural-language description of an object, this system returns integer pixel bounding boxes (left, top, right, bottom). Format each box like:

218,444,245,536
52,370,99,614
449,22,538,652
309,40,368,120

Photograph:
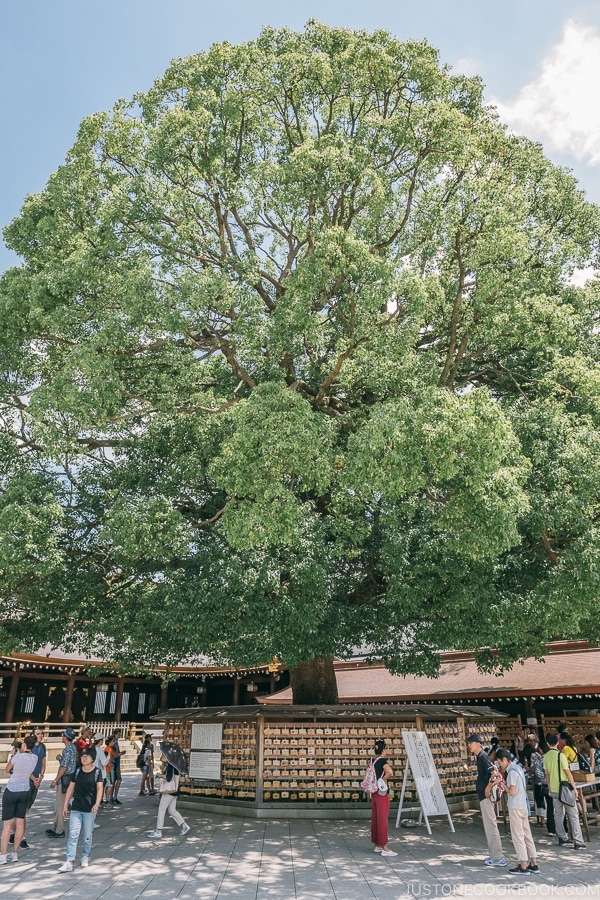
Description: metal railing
0,721,164,742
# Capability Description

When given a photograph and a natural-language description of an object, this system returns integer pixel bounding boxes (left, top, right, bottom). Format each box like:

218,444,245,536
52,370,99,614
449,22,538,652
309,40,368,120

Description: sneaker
112,798,122,805
381,849,398,857
180,823,190,836
373,847,383,853
574,842,587,850
81,857,89,868
509,865,530,875
47,830,65,838
19,839,29,850
0,855,6,865
558,837,574,845
7,853,17,863
528,864,540,874
58,861,73,872
8,833,14,844
485,857,507,867
147,830,162,838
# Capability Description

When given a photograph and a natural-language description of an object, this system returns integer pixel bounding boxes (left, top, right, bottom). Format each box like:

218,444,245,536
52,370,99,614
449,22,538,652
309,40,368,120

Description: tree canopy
1,22,600,689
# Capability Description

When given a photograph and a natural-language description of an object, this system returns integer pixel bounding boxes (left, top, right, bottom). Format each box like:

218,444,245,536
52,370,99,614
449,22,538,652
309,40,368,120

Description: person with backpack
361,738,396,857
110,728,125,805
57,746,104,872
138,734,156,796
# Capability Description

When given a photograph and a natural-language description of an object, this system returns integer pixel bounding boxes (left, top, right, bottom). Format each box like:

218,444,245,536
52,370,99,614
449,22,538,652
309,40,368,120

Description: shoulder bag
556,751,576,807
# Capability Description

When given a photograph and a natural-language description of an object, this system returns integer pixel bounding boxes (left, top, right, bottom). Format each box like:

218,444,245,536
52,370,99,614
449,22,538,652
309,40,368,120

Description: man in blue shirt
467,734,506,868
47,728,78,838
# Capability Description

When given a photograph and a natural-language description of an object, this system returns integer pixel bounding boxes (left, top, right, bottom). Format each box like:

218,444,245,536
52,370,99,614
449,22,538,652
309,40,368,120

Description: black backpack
136,750,146,769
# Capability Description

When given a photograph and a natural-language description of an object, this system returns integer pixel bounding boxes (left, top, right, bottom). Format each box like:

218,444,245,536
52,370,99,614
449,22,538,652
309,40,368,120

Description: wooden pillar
160,685,169,714
524,697,537,728
233,679,240,706
63,675,75,723
5,673,20,724
114,677,125,723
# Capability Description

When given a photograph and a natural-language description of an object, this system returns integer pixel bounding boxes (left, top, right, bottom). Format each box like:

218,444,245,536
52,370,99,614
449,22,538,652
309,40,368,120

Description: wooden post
160,685,169,714
233,679,240,706
114,677,125,723
63,675,75,723
256,715,264,806
5,673,20,724
524,698,537,728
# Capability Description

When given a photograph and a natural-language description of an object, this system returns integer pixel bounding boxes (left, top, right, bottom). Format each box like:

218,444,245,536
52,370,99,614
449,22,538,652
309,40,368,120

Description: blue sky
2,0,600,273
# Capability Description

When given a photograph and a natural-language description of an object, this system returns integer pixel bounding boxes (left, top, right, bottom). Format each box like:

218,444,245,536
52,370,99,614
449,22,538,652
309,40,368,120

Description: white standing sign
395,730,455,834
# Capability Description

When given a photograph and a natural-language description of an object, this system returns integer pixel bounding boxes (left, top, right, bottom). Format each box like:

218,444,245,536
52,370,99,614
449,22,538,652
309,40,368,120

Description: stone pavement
1,775,600,898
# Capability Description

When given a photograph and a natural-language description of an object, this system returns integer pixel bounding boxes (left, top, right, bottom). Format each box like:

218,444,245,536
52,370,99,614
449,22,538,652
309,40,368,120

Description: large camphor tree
1,23,600,703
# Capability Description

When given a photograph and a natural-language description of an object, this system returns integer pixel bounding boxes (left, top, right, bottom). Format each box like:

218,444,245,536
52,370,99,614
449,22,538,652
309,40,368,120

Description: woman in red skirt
371,739,397,857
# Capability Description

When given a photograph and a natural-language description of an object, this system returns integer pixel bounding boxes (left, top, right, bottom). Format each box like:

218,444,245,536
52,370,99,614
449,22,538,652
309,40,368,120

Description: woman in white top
93,735,109,788
0,736,40,864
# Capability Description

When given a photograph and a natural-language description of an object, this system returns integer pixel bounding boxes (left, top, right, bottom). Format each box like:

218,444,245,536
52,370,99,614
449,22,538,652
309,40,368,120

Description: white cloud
568,266,597,287
453,57,482,78
494,20,600,166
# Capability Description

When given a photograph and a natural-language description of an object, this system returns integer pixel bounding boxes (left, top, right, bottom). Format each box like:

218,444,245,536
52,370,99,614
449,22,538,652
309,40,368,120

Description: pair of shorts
2,788,30,821
27,783,39,811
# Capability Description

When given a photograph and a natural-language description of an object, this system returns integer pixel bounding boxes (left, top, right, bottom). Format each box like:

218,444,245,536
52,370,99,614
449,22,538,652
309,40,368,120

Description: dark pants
543,788,556,834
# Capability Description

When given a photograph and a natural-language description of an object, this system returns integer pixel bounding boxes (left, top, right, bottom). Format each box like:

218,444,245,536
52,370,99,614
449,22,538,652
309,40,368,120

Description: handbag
60,772,72,793
556,751,576,807
159,770,180,794
376,776,389,796
559,781,576,806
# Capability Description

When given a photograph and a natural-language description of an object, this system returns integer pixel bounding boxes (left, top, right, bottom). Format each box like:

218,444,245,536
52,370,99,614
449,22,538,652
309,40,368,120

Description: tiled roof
260,642,600,704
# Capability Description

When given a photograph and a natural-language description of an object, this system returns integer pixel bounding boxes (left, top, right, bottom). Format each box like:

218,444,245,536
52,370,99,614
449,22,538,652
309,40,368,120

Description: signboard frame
395,730,455,834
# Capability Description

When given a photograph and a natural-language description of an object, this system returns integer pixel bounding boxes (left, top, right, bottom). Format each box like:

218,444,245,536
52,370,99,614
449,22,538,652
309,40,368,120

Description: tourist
585,735,600,773
103,735,115,804
0,736,40,864
527,736,551,830
47,727,78,838
467,733,506,867
543,733,585,849
495,749,539,875
92,734,109,797
75,727,93,763
6,727,46,852
147,752,190,839
57,746,104,871
138,734,155,796
110,728,125,805
367,739,397,857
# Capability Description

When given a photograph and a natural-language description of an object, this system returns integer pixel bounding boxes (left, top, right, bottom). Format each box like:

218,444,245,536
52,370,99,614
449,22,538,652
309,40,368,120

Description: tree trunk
289,656,339,704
